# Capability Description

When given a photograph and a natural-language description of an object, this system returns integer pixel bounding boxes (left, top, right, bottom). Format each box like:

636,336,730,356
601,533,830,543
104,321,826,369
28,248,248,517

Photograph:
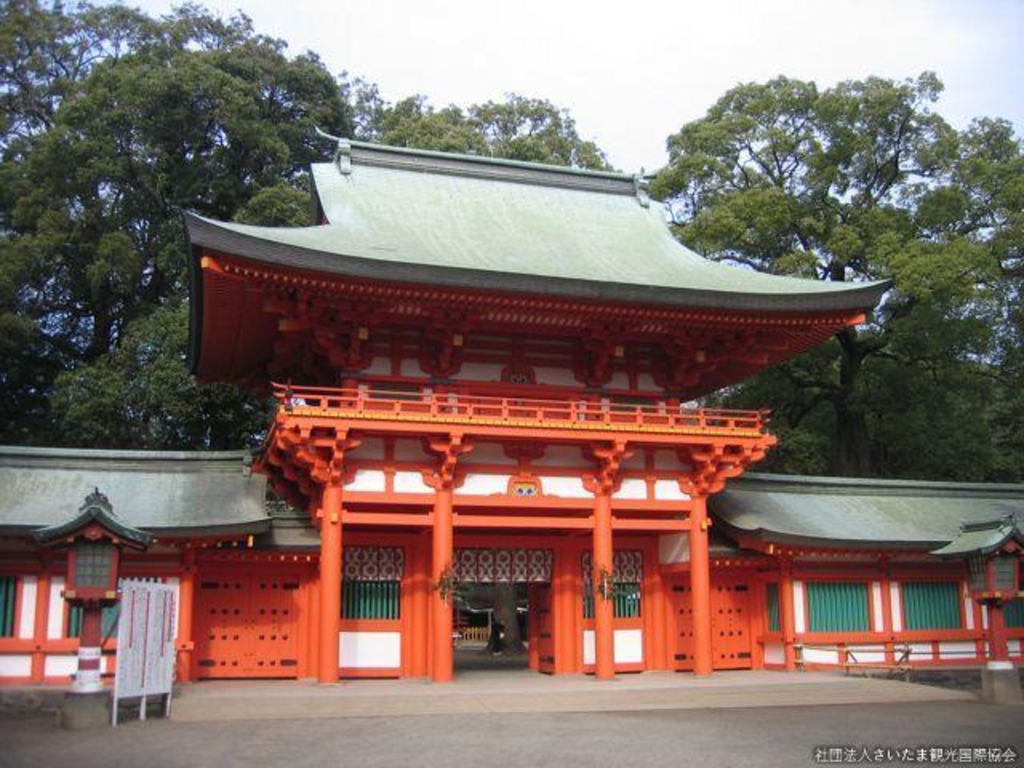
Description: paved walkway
171,669,973,722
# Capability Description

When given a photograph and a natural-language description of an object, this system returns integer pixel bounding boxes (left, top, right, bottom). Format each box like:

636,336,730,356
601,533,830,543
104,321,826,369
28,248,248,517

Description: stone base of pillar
58,691,109,730
980,661,1023,704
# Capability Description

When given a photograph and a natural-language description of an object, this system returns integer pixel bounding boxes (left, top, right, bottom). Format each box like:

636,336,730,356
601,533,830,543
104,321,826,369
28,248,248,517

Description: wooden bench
794,644,914,681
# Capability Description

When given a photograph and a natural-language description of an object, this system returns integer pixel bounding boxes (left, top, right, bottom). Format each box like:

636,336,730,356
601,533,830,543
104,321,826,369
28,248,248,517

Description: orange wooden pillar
551,539,578,674
30,564,51,683
318,482,344,683
408,533,431,678
431,484,455,682
592,490,615,680
176,549,197,682
779,563,797,671
878,561,895,665
689,494,713,676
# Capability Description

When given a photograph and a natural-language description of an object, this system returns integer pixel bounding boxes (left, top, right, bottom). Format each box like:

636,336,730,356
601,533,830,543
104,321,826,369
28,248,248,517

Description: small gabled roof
185,140,889,316
710,473,1024,550
931,516,1024,557
34,488,153,549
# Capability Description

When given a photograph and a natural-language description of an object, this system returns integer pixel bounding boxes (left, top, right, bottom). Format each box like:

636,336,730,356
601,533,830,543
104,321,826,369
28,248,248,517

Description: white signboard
112,579,177,725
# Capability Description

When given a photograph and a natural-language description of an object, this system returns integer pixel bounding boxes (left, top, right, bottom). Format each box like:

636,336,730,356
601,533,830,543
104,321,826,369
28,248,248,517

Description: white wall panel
340,632,401,668
18,575,37,639
346,469,387,492
793,581,806,633
537,476,589,498
393,472,432,494
0,655,32,677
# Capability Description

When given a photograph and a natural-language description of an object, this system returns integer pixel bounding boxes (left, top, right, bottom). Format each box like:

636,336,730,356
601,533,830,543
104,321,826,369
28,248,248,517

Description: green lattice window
766,582,781,633
807,582,869,633
342,580,400,620
901,581,961,630
582,582,641,619
66,605,119,639
1006,598,1024,629
0,576,17,637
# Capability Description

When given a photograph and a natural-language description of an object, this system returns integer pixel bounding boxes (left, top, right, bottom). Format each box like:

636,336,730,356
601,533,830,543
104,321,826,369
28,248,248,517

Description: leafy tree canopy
652,74,1023,480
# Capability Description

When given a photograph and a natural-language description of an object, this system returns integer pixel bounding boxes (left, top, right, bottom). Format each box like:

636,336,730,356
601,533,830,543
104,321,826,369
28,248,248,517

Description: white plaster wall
460,442,513,465
458,362,503,381
847,645,886,664
793,581,806,633
964,596,975,630
608,370,630,389
582,630,643,665
346,469,387,492
802,647,839,664
18,575,37,639
653,451,688,471
394,440,428,462
1009,639,1021,656
340,632,401,668
939,641,977,660
871,582,883,631
654,480,689,501
457,474,511,495
889,583,903,631
393,472,432,494
907,643,934,662
982,604,989,630
363,357,392,376
45,655,78,677
533,367,576,386
47,577,65,639
532,446,585,467
537,476,588,498
0,655,32,677
613,478,647,500
355,437,386,460
763,642,785,665
658,534,689,565
635,373,657,390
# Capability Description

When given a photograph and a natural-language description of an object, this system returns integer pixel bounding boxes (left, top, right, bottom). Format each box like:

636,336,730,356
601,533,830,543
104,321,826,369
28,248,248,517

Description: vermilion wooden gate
194,570,302,678
530,584,556,674
671,573,753,671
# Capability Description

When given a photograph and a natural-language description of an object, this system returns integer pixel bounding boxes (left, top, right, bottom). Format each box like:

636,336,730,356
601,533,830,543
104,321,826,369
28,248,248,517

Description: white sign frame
112,579,177,725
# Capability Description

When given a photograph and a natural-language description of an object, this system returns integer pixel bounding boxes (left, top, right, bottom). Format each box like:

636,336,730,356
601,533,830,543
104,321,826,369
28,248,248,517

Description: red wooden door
194,570,301,678
670,574,753,671
711,577,752,670
532,584,556,674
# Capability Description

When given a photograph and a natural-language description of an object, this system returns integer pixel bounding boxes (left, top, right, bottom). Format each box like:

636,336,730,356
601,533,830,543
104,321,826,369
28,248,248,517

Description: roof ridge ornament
314,127,352,175
633,171,650,208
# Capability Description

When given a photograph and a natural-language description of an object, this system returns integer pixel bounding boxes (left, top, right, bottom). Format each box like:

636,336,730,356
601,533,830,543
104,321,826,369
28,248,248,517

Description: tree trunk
833,328,873,476
491,582,524,654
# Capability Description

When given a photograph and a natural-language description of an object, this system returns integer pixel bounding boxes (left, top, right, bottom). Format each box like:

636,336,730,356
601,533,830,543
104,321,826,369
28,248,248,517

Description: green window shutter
807,582,869,633
66,605,119,639
614,583,641,618
342,580,401,620
902,582,961,630
766,582,781,633
0,576,16,637
1005,598,1024,629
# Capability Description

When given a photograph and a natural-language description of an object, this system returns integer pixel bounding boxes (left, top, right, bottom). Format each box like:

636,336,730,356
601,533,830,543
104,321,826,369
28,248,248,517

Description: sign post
112,579,177,725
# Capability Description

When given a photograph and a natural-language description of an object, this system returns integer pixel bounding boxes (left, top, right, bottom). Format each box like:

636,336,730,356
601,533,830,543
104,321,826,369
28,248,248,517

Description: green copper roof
710,473,1024,550
0,446,269,536
930,516,1024,557
185,141,889,314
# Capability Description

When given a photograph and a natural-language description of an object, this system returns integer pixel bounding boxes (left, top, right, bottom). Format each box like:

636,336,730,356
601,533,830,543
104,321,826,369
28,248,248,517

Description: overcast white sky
126,0,1023,172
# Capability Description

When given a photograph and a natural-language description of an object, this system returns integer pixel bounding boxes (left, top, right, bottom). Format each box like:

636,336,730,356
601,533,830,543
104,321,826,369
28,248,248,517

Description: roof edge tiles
709,472,1024,552
186,212,891,314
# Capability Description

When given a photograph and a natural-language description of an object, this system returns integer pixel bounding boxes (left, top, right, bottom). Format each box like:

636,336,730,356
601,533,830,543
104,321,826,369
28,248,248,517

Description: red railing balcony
272,384,771,438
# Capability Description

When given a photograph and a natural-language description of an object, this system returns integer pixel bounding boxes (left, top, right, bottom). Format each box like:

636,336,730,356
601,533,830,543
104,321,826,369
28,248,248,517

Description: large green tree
652,74,1022,480
1,1,352,446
